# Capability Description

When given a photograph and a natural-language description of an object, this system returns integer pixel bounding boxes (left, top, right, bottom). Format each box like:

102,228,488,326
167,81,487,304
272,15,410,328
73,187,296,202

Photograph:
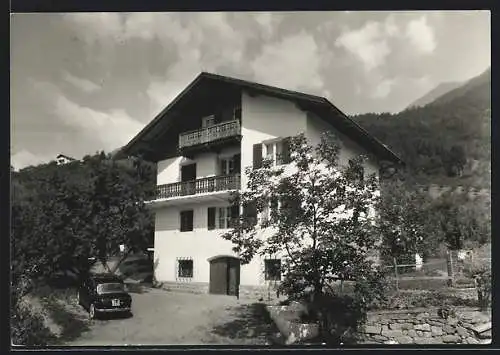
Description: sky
10,11,491,170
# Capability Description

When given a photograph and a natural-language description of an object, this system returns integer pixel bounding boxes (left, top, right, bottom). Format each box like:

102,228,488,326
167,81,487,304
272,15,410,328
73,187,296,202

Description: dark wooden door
227,258,240,296
209,258,228,295
181,163,196,181
209,257,240,296
181,164,196,195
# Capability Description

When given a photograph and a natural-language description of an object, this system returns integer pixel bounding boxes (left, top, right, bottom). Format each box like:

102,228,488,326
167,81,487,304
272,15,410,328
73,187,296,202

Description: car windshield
96,282,125,294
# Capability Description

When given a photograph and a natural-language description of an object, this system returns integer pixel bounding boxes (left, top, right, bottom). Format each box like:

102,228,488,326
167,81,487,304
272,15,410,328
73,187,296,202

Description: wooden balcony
155,174,241,200
179,120,241,149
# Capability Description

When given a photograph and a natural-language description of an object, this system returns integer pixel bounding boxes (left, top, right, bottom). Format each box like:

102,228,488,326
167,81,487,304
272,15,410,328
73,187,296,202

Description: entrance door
181,163,196,195
208,256,240,296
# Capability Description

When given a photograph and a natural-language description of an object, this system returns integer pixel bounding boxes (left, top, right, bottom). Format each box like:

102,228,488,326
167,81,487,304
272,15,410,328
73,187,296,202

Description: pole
393,257,399,292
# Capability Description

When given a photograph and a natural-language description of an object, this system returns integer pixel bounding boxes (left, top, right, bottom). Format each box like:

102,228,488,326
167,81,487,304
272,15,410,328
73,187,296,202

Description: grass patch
39,297,90,344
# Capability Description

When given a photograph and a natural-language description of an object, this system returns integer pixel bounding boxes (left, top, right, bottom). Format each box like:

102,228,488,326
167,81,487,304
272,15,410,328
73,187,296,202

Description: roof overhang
116,72,404,166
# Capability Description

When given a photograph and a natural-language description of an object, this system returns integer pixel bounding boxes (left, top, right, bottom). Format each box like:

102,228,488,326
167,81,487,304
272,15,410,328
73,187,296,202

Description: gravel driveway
66,287,279,346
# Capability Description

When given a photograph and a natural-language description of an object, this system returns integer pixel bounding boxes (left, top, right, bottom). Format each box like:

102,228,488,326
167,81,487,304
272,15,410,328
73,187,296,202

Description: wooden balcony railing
179,120,241,149
156,174,241,200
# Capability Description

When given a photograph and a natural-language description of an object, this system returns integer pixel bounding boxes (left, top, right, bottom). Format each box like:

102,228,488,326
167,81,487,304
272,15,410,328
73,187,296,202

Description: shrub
11,302,54,346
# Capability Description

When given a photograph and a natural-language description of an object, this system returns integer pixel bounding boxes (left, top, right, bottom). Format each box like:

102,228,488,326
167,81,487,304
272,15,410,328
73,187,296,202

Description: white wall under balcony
157,157,183,186
156,146,241,186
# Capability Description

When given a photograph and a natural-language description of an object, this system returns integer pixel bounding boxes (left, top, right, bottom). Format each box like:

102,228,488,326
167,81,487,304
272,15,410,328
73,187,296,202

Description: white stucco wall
157,156,183,185
306,111,379,176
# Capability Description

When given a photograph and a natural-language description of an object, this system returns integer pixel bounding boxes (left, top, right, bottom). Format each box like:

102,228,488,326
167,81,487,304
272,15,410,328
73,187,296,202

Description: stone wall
360,307,491,345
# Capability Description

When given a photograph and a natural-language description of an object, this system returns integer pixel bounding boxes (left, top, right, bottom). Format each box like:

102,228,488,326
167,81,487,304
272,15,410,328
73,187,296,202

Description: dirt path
66,288,279,346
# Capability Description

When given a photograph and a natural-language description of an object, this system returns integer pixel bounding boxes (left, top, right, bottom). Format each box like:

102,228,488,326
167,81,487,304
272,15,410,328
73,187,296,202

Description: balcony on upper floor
146,174,241,208
178,120,241,153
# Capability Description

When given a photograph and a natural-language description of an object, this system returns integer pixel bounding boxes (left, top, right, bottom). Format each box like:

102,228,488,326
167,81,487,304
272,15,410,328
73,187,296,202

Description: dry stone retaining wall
360,307,491,345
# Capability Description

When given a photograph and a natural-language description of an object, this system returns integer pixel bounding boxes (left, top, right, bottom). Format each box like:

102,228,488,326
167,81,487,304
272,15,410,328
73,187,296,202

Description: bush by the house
11,302,54,346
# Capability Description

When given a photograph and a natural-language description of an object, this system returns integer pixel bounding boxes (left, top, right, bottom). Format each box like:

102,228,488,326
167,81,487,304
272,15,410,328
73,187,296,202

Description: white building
119,72,402,297
55,154,76,165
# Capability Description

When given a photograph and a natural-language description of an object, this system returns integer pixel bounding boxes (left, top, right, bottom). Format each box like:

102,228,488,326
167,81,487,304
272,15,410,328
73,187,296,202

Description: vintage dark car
77,273,132,319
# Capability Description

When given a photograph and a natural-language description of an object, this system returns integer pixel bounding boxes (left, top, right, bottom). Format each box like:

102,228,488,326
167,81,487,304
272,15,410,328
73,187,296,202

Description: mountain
428,67,491,107
407,81,463,109
353,67,491,190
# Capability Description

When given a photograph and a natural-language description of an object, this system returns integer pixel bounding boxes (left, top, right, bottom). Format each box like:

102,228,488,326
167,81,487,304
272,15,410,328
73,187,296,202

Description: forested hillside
11,153,156,285
353,67,491,190
407,81,463,109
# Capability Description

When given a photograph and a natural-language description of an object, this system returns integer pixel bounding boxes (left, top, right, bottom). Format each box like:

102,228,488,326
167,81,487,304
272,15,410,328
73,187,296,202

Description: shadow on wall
210,303,282,344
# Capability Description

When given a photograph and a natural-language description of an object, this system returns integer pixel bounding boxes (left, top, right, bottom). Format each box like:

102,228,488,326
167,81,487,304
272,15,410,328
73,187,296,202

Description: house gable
117,72,403,166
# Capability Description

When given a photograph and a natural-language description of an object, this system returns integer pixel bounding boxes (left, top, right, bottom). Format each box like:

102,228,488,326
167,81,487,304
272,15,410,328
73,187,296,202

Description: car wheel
89,303,96,319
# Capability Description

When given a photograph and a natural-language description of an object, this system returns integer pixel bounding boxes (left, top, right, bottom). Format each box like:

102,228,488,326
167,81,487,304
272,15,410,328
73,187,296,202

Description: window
265,259,281,281
220,157,235,175
220,154,241,175
202,115,215,128
260,197,279,224
262,138,291,166
180,210,194,232
208,206,239,229
178,259,193,278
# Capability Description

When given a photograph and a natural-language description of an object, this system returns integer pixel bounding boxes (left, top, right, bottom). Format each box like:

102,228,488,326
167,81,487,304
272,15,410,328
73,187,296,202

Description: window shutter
282,137,291,164
253,144,263,169
207,207,216,230
234,154,241,174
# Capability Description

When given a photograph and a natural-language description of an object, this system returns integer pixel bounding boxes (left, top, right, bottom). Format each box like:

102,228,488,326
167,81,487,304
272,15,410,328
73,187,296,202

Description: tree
430,192,491,251
221,133,384,341
11,152,155,289
377,177,438,267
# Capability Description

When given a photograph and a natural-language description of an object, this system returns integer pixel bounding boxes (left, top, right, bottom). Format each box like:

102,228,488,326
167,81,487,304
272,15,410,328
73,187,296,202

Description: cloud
63,71,101,93
371,78,397,98
335,21,394,71
252,12,281,39
32,80,144,152
251,31,324,91
11,149,54,170
405,16,436,54
54,95,144,151
65,13,124,44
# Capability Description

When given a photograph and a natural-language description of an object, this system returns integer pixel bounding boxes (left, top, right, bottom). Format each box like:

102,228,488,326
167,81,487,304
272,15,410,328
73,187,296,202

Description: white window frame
220,157,236,176
259,198,282,224
263,139,285,166
217,206,234,229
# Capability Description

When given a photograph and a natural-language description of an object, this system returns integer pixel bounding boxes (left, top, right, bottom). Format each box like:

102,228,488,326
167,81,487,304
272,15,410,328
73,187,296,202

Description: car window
96,283,125,294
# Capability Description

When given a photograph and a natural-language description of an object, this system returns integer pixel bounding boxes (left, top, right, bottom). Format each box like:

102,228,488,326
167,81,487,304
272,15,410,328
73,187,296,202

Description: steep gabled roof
118,72,404,165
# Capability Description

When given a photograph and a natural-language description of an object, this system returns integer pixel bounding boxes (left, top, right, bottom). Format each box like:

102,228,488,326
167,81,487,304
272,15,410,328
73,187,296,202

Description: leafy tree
377,177,437,269
430,192,491,251
221,133,384,342
11,152,155,289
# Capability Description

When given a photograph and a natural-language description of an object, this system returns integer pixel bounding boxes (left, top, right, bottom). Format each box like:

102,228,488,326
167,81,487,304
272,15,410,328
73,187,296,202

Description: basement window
177,259,193,278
